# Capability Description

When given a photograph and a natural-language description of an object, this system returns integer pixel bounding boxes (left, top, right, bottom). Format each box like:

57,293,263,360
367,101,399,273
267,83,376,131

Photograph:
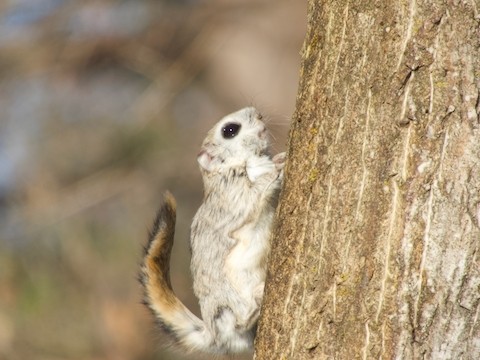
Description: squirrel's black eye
222,123,241,139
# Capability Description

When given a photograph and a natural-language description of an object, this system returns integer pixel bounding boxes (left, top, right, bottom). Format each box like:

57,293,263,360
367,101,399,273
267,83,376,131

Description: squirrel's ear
197,148,217,172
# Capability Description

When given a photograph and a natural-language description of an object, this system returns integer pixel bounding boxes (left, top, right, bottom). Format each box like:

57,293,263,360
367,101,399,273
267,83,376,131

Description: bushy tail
140,192,214,352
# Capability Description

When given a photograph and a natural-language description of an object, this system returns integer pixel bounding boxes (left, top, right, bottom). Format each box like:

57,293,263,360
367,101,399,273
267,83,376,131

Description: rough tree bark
255,1,480,359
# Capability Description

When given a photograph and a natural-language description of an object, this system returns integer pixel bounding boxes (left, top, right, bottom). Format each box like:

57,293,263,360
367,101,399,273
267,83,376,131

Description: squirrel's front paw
273,152,286,171
253,282,265,306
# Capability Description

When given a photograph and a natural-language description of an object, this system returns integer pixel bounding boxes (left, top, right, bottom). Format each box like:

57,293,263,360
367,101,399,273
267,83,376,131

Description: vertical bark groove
254,1,480,359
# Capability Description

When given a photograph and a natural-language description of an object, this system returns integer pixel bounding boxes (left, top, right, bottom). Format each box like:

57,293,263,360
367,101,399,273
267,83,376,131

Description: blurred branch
120,23,220,127
5,167,147,242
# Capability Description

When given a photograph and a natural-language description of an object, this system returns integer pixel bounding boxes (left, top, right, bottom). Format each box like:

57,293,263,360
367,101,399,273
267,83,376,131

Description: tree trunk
254,1,480,359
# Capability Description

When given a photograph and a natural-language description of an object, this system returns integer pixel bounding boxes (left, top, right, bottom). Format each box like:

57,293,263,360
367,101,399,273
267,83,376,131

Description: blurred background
0,0,306,359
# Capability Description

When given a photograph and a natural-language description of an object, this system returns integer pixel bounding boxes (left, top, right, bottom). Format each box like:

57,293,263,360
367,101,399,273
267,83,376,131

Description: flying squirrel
140,107,285,354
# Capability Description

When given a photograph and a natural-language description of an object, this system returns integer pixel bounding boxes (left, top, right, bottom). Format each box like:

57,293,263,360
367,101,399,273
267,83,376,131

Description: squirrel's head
197,107,270,174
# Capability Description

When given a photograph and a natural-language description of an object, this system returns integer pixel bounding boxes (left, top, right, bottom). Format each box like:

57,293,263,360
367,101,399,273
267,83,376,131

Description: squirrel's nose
258,126,267,139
